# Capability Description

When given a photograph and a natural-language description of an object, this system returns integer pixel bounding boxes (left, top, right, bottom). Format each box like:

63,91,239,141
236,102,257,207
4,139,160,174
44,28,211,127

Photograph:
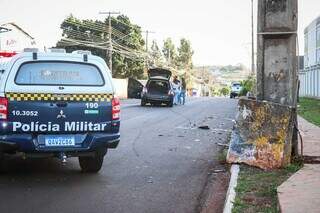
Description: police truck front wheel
79,149,106,173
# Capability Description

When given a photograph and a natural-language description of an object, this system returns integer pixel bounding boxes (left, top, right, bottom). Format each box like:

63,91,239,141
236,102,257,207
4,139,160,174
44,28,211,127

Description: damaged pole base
227,98,295,170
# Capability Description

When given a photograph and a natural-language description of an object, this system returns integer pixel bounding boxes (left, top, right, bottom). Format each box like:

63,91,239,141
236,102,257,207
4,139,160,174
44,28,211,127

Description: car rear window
15,62,104,86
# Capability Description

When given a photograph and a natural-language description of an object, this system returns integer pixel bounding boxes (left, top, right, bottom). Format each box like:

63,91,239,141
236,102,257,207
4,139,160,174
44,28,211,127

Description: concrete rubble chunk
227,98,294,170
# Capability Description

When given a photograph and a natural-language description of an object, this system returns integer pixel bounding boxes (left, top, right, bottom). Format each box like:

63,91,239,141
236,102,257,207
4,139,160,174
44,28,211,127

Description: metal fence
299,65,320,98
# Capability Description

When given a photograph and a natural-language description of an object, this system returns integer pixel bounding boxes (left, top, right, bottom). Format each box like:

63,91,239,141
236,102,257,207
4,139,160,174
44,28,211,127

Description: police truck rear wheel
79,151,105,173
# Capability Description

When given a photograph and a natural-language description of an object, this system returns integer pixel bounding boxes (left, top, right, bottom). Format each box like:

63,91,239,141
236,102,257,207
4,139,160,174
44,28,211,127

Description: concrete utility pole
257,0,298,106
227,0,299,169
257,0,299,156
259,0,298,153
99,11,120,74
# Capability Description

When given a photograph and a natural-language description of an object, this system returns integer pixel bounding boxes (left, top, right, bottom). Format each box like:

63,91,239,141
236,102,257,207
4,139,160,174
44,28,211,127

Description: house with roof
0,22,36,52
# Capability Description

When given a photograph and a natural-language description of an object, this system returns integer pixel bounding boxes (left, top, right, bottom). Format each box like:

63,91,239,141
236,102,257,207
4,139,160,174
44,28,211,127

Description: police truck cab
0,49,120,173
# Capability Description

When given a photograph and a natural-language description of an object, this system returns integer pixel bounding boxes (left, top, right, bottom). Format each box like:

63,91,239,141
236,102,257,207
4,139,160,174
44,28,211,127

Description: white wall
112,78,128,99
299,66,320,98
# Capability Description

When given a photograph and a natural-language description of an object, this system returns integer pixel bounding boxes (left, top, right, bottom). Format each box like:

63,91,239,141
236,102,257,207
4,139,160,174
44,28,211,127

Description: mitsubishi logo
57,110,66,119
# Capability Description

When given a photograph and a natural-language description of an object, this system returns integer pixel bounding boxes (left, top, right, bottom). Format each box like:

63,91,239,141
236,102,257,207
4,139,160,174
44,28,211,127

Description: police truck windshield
15,62,104,86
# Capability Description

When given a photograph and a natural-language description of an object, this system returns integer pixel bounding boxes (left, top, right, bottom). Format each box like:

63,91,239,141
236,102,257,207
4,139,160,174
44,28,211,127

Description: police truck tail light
0,97,8,120
112,97,120,120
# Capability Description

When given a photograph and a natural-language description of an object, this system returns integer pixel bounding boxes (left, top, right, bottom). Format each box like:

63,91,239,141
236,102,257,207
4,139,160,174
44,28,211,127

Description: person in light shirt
172,76,181,105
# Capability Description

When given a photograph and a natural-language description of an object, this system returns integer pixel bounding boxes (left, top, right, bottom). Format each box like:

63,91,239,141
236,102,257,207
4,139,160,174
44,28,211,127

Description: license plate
45,136,75,147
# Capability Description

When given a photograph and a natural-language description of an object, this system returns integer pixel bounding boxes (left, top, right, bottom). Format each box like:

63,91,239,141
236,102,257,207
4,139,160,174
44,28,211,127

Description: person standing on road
172,76,181,105
179,77,186,105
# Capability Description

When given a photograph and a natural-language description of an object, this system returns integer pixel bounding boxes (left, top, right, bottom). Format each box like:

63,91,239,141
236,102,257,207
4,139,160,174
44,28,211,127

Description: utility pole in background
99,11,120,75
251,0,255,76
143,30,155,69
144,30,155,52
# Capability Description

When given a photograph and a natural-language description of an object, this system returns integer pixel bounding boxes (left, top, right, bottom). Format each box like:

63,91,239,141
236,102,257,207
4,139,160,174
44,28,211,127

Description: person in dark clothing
179,77,186,105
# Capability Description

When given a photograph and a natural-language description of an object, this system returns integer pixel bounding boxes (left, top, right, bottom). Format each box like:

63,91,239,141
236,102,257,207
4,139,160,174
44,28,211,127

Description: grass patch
232,163,302,213
217,148,228,163
298,97,320,127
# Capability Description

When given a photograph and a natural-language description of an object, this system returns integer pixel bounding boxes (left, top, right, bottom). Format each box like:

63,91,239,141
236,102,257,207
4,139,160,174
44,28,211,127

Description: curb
223,164,240,213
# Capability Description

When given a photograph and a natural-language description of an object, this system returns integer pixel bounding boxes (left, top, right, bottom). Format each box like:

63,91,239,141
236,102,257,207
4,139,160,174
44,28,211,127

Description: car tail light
112,96,120,120
0,97,8,120
142,87,148,94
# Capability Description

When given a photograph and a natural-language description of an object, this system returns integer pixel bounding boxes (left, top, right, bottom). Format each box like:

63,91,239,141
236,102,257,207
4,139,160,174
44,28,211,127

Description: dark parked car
127,78,144,99
141,68,174,107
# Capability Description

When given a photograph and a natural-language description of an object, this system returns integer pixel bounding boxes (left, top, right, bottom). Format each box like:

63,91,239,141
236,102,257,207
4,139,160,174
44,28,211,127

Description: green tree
219,87,230,96
56,14,145,79
177,38,194,70
240,76,256,96
149,40,164,67
162,38,177,68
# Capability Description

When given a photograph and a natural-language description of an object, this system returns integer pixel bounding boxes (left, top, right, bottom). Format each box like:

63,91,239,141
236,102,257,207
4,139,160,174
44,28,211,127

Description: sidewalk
277,116,320,213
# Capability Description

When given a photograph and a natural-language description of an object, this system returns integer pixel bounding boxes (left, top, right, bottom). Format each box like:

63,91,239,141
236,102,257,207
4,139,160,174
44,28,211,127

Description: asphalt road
0,97,237,213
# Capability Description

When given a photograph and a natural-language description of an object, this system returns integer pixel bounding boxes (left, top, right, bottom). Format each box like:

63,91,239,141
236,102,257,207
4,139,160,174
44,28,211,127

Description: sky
1,0,320,67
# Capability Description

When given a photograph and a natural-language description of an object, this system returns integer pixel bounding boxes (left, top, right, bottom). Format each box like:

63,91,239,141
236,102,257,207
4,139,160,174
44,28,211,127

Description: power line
61,28,106,42
63,20,107,33
60,36,147,61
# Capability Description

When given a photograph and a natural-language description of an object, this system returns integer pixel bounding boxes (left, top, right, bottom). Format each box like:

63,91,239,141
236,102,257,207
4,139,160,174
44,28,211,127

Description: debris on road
147,176,153,183
198,125,210,130
211,128,232,133
217,143,229,148
212,169,226,173
168,147,177,152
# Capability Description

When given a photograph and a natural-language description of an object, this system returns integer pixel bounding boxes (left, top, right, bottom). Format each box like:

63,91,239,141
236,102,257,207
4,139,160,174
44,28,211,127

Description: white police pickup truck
0,49,120,173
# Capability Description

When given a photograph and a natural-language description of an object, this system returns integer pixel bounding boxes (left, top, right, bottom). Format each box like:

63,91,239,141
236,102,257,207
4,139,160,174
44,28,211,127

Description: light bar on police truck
72,50,92,55
0,51,17,58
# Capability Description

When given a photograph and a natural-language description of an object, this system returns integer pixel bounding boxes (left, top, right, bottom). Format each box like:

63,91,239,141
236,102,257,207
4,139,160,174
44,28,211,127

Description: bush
219,87,230,96
240,76,255,96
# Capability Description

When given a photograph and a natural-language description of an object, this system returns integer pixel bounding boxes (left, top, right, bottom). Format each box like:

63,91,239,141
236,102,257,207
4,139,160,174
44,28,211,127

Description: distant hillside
194,64,251,87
